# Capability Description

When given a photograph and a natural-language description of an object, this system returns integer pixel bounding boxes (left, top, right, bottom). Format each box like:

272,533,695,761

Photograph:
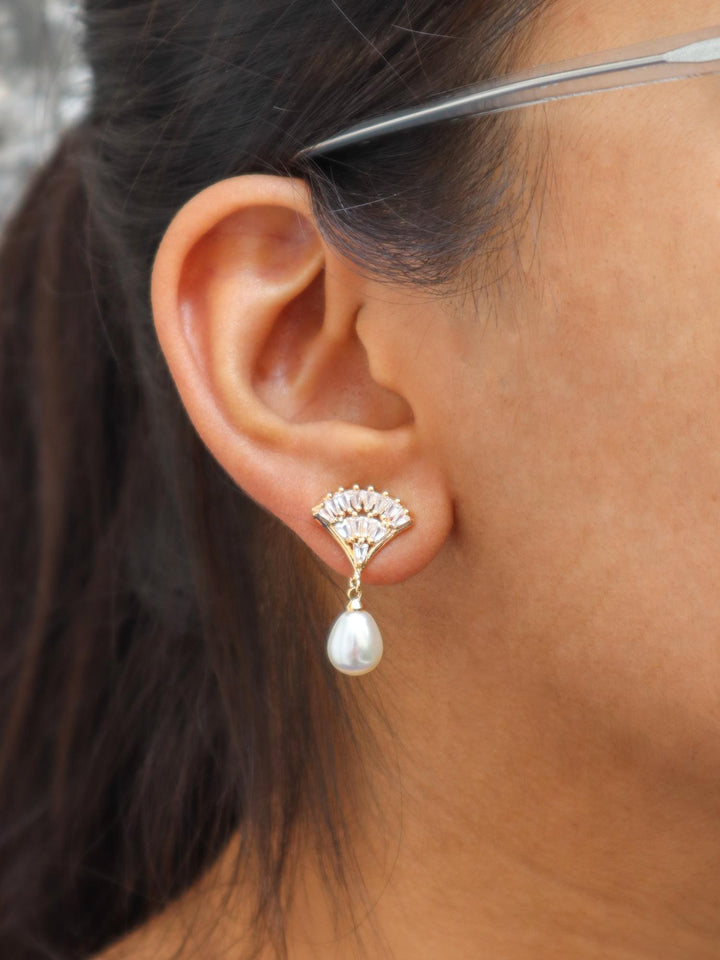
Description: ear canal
254,286,414,429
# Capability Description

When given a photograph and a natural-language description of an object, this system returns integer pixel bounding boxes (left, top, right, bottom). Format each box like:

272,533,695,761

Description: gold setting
312,484,413,608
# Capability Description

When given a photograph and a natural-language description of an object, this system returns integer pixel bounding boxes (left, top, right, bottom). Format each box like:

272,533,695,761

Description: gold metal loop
347,571,363,608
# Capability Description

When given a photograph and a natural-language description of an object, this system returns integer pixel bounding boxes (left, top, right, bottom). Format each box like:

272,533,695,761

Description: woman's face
152,0,720,798
142,1,720,947
396,0,720,784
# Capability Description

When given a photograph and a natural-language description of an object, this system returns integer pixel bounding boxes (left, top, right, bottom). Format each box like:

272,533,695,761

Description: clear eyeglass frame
294,24,720,160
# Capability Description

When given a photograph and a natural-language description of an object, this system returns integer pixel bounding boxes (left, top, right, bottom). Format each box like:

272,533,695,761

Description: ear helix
312,484,413,675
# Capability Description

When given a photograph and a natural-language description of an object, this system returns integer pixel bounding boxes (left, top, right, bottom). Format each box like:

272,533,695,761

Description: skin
101,0,720,956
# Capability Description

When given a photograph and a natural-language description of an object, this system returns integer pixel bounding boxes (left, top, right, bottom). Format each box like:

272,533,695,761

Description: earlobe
150,173,453,585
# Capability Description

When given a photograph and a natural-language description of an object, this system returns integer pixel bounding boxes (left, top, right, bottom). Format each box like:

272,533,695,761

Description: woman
2,0,720,956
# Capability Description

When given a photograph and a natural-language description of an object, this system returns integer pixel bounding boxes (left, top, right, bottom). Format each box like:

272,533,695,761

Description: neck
102,562,720,959
277,559,720,959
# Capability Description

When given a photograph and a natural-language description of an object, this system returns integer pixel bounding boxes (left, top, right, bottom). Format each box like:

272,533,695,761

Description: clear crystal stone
353,542,369,565
385,502,403,522
334,520,350,540
393,512,412,528
366,518,384,542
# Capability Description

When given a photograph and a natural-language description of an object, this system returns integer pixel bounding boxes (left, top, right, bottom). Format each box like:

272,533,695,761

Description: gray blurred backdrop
0,0,90,226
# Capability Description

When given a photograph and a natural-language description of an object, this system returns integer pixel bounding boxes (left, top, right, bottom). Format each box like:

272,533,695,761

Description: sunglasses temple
295,26,720,159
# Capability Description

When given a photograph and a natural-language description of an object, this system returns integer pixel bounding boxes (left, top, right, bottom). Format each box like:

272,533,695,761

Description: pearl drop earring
312,484,413,676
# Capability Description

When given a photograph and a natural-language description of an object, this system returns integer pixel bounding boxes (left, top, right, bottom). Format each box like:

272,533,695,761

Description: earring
312,484,413,676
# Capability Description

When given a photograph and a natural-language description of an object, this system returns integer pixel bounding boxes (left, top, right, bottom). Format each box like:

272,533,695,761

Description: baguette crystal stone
353,542,370,565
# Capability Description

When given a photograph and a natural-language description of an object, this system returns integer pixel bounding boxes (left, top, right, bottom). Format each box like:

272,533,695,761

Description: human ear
150,174,452,583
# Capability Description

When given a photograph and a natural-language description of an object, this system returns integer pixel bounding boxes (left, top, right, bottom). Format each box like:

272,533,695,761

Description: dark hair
0,1,547,956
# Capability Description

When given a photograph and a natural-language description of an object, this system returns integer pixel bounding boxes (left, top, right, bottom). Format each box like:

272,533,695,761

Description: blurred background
0,0,90,227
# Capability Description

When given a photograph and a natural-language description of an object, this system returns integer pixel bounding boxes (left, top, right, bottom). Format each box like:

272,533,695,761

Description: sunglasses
295,24,720,160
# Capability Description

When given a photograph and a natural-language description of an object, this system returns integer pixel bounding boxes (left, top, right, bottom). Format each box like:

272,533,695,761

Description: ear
150,174,452,584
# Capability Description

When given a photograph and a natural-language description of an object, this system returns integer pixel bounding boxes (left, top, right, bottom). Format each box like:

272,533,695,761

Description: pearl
326,609,383,676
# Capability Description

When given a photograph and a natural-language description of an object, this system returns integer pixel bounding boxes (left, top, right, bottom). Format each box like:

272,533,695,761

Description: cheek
447,96,720,778
519,84,720,551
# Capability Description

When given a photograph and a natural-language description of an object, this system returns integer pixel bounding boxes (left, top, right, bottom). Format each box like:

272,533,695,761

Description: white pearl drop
327,609,383,676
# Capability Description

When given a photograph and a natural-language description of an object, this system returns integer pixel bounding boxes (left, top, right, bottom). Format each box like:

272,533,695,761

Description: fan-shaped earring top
312,485,413,676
